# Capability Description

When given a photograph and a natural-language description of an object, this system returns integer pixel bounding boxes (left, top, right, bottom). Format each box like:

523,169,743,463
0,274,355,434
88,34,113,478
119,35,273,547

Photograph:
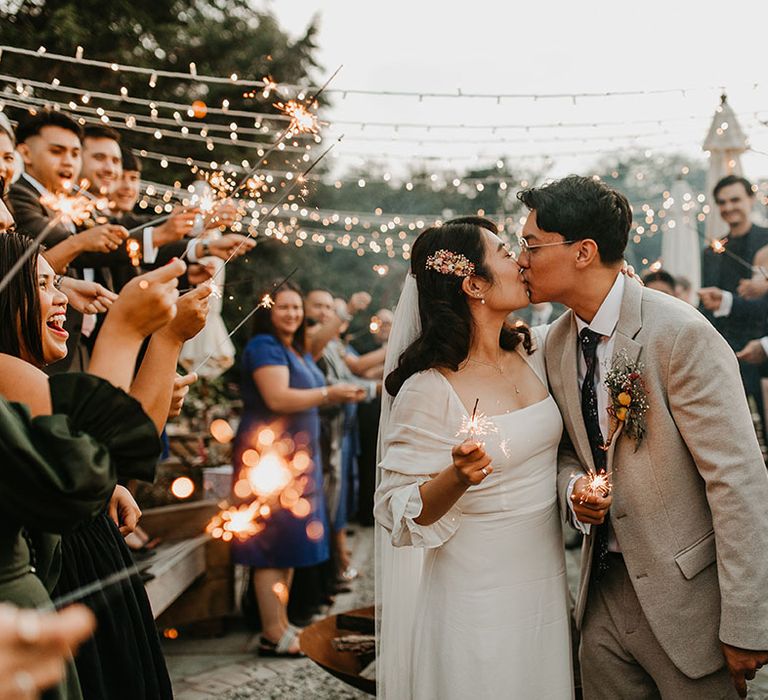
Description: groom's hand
721,642,768,697
570,476,612,525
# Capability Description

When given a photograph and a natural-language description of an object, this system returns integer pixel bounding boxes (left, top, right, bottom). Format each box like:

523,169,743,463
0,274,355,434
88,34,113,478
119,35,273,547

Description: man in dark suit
7,111,134,371
698,175,768,439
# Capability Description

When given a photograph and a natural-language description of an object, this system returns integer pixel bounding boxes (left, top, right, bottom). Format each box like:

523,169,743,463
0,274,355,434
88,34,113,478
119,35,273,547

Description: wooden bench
138,499,234,626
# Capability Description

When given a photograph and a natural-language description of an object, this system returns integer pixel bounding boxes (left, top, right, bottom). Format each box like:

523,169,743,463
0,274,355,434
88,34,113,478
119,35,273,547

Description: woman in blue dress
233,281,363,657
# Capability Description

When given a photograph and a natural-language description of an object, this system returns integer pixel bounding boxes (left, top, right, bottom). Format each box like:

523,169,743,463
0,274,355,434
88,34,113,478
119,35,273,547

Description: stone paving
165,526,768,699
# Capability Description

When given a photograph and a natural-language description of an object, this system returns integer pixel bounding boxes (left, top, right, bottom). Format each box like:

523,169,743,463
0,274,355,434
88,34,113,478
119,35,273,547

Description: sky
264,0,768,181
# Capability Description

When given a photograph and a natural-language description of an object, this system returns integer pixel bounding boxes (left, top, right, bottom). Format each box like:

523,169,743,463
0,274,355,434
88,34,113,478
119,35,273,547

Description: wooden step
144,535,208,619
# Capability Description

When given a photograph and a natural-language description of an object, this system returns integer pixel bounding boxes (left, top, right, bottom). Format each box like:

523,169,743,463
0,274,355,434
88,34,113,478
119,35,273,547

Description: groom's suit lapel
605,279,644,473
558,278,645,474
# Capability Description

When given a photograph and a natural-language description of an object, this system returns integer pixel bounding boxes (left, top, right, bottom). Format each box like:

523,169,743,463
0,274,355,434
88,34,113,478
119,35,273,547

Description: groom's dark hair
517,175,631,264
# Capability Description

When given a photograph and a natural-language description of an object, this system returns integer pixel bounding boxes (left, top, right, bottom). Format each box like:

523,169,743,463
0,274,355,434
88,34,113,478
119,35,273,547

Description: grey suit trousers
580,555,738,700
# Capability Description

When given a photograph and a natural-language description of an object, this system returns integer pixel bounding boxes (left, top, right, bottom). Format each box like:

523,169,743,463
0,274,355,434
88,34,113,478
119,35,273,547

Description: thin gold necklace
466,357,520,394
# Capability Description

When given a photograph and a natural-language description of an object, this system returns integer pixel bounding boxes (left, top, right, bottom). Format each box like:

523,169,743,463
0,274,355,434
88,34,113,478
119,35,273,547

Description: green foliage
0,0,323,183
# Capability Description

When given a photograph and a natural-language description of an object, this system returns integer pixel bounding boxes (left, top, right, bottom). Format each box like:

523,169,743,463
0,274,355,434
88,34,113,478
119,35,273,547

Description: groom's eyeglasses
515,237,576,256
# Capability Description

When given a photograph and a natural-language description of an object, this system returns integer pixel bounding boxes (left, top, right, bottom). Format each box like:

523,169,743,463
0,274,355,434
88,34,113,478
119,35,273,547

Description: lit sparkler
233,65,342,195
708,237,768,280
274,99,319,136
40,187,97,226
243,75,279,100
457,398,498,440
206,502,263,542
126,239,141,267
0,190,98,294
214,137,343,279
581,471,612,502
190,268,297,374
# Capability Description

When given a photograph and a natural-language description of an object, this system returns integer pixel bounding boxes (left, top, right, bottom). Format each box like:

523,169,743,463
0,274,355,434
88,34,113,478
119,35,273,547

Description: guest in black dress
0,232,198,699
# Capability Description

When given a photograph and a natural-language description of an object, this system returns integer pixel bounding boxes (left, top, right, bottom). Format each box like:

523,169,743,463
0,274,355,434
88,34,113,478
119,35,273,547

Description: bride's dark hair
385,216,532,396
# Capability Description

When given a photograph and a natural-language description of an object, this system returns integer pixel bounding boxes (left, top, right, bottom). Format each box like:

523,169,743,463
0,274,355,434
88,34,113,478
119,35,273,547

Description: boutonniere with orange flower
601,351,649,451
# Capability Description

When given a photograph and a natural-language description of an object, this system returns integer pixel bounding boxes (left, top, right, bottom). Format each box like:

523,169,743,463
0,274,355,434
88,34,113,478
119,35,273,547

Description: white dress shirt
567,272,625,551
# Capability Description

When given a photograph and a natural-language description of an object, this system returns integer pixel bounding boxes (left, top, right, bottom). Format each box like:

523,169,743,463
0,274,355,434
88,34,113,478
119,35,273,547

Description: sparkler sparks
457,398,498,440
126,239,141,267
582,471,612,501
274,99,319,136
39,188,97,225
206,503,263,542
243,75,278,99
190,268,297,375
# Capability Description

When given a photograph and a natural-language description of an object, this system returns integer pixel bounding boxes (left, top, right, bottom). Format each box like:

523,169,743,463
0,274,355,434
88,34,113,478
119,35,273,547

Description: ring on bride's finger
481,467,489,477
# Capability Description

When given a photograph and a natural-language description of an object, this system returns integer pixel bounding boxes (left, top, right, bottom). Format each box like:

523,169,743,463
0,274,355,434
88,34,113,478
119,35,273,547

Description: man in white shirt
517,175,768,699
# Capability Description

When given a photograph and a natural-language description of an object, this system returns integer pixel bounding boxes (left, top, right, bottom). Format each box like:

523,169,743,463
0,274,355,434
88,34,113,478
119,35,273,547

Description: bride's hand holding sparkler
451,439,493,487
570,473,613,525
412,439,492,527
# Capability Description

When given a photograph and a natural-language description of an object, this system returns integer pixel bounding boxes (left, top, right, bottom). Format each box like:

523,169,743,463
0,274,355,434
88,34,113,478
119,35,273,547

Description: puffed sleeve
374,372,462,548
48,373,163,482
0,400,115,534
243,334,289,373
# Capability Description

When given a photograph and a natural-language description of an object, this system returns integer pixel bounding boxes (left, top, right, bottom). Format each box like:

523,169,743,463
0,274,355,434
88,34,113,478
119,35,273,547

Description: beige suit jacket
547,278,768,679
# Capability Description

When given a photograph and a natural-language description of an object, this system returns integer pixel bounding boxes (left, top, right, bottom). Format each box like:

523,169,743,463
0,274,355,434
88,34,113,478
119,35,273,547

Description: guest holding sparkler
0,603,95,700
374,217,574,699
699,175,768,440
0,230,184,698
0,226,205,699
234,281,362,657
305,288,375,586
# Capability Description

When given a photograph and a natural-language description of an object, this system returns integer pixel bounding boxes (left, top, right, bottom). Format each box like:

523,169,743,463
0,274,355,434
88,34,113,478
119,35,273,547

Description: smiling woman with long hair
0,231,164,700
233,280,363,657
0,230,203,700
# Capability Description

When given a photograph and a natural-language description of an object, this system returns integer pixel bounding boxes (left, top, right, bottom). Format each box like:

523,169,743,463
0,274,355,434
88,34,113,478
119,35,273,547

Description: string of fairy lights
1,42,767,269
2,41,767,553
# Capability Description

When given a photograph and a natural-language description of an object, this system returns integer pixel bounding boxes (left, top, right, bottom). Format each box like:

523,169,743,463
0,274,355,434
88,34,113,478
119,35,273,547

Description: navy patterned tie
579,327,610,581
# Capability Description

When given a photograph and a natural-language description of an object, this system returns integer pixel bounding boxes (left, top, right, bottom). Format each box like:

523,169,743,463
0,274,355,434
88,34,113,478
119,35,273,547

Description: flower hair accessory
425,249,475,277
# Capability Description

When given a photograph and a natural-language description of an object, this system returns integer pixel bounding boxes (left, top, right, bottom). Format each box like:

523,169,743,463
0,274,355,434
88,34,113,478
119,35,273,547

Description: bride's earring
480,297,485,305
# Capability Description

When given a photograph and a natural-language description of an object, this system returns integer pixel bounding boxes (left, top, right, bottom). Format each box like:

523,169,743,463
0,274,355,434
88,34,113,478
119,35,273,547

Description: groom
517,175,768,698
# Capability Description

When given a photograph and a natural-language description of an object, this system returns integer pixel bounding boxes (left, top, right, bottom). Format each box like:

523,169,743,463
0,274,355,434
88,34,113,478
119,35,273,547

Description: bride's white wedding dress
375,326,574,699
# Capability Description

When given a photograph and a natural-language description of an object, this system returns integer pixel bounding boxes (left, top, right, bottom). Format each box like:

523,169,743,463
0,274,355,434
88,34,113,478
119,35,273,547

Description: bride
374,216,573,699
